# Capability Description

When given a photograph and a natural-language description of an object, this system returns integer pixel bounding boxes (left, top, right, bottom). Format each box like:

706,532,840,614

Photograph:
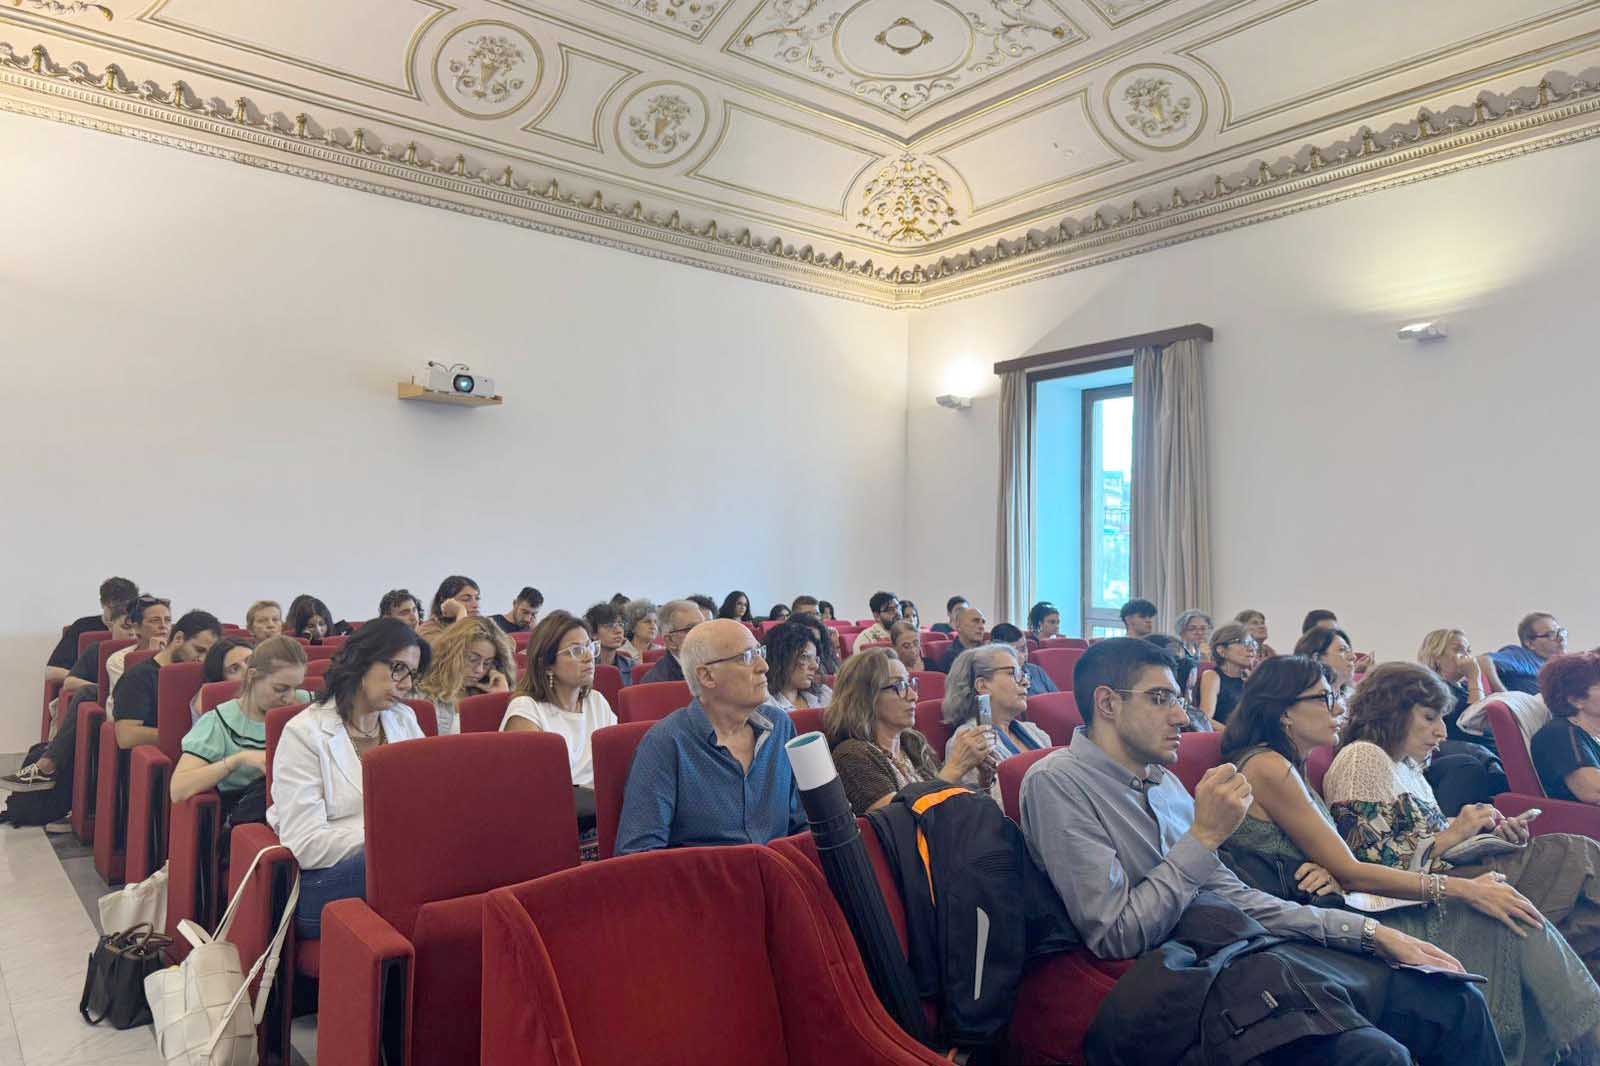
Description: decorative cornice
2,36,1598,308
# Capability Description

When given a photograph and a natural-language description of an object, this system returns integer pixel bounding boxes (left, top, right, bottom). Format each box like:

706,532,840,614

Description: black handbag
79,921,172,1029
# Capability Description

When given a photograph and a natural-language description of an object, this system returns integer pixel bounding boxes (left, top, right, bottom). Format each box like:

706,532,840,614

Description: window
1082,386,1133,638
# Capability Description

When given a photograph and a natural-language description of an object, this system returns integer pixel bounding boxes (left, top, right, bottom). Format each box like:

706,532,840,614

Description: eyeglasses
386,660,421,684
1294,691,1339,710
596,621,625,632
666,625,698,638
704,645,768,668
1114,687,1190,711
982,666,1026,684
880,677,921,697
556,641,600,662
1532,628,1569,642
465,651,496,670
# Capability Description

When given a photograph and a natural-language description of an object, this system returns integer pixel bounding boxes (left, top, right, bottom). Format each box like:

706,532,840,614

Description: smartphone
1516,808,1542,823
977,693,992,729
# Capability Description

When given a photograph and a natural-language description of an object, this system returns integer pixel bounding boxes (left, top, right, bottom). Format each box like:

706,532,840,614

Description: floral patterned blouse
1322,740,1451,872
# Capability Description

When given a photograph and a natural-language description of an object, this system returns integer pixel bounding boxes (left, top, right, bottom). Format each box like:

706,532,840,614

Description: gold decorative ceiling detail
9,0,110,18
856,152,960,243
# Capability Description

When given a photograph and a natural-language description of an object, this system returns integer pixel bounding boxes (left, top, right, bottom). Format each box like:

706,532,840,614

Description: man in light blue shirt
615,619,803,855
1490,612,1568,694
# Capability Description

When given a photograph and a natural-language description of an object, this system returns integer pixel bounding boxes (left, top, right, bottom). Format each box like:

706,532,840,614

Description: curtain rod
992,323,1213,375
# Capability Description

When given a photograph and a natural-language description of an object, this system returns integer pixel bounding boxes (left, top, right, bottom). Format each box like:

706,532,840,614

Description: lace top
1322,741,1449,871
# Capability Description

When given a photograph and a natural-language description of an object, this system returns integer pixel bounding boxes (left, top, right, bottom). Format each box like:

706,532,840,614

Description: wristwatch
1360,917,1379,955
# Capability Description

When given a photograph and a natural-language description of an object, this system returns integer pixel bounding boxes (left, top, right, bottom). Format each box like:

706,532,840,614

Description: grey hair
679,624,711,699
658,599,702,637
941,643,1019,726
1175,609,1213,635
622,598,658,639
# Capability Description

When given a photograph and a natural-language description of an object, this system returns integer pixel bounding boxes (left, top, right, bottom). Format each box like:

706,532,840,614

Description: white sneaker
44,817,72,835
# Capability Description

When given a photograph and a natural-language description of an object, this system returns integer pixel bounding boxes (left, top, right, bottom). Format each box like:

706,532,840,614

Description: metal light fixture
1397,321,1447,342
936,393,973,410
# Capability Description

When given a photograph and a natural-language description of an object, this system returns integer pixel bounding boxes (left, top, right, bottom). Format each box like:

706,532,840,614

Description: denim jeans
295,850,366,940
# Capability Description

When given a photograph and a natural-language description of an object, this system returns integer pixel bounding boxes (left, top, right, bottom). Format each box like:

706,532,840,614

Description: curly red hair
1538,652,1600,717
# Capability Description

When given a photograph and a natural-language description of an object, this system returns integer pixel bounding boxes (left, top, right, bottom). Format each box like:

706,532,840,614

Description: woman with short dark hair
584,601,635,685
1532,652,1600,805
418,575,481,639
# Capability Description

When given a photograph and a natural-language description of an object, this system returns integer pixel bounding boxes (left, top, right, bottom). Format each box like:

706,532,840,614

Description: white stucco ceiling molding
0,40,905,303
903,70,1600,301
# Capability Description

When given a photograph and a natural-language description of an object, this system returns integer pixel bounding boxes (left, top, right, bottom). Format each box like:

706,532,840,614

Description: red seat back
199,681,242,716
913,699,951,758
1306,745,1335,796
616,681,691,724
999,746,1063,822
1039,637,1089,650
459,691,512,734
403,699,439,737
510,631,531,648
304,644,338,660
592,721,657,859
157,661,207,760
1031,648,1084,692
304,658,332,678
593,665,622,713
363,732,579,940
319,636,347,649
1173,731,1223,795
97,638,136,696
1485,701,1545,796
910,671,945,701
1026,691,1083,746
642,648,666,664
78,629,112,656
788,707,824,737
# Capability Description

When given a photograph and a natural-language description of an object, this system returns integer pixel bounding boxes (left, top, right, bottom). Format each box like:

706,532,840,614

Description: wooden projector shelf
397,382,503,407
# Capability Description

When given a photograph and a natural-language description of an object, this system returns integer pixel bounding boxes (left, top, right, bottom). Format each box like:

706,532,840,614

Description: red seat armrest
42,679,62,743
319,900,414,1066
166,791,223,957
71,701,107,844
227,824,298,986
1495,792,1600,837
124,746,172,884
93,719,128,883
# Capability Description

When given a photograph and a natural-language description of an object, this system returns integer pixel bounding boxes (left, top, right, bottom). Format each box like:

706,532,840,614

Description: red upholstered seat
592,721,655,859
304,644,338,660
480,847,949,1066
592,664,622,713
1038,637,1089,650
1025,691,1082,746
788,707,825,736
92,647,159,883
910,671,945,701
1485,701,1544,796
459,691,512,733
616,681,690,724
78,627,113,656
913,699,951,758
1481,702,1600,836
124,660,207,883
319,732,580,1066
197,680,242,716
642,647,666,664
1306,745,1334,796
1173,731,1223,795
1030,648,1085,692
998,746,1063,822
304,658,332,679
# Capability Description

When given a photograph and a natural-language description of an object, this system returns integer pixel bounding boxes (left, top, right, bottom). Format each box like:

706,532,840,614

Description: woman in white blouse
268,618,430,938
501,610,617,832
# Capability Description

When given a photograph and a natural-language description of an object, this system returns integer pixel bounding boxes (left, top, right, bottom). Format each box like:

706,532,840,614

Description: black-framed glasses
1294,691,1339,710
705,645,767,668
982,666,1026,684
881,677,920,697
1114,687,1189,711
386,660,421,684
1532,628,1569,642
666,625,698,638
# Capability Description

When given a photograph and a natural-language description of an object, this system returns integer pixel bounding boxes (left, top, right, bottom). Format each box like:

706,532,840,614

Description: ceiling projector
425,361,496,398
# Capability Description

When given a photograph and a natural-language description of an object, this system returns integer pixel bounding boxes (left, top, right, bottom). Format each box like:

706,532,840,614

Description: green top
181,691,309,794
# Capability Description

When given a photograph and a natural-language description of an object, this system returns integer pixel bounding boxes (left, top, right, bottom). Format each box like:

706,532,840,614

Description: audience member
1324,662,1600,983
1233,609,1276,660
1119,598,1157,638
1300,608,1374,672
638,600,699,684
763,621,831,712
417,617,515,735
1491,612,1569,695
270,618,429,938
1532,652,1600,805
990,623,1057,694
614,619,801,854
1302,609,1339,633
170,637,310,827
818,600,837,622
765,603,791,624
1293,625,1359,694
490,586,543,635
1220,656,1599,1066
45,576,140,683
583,601,634,685
889,620,924,673
898,599,920,630
789,610,842,675
1144,634,1210,732
716,590,752,623
1197,622,1253,726
687,594,718,620
1020,638,1501,1066
378,588,423,630
1417,628,1503,749
1175,609,1214,660
502,611,616,832
943,644,1048,801
609,592,629,610
790,595,820,617
193,636,254,723
826,649,990,815
59,603,136,701
113,610,222,750
286,594,334,643
418,576,480,639
932,595,967,635
106,595,172,706
934,605,988,673
854,591,901,648
245,600,282,642
623,599,659,662
1027,601,1061,642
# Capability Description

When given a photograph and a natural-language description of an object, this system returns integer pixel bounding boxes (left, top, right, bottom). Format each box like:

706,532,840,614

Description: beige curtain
1130,338,1211,626
994,370,1031,624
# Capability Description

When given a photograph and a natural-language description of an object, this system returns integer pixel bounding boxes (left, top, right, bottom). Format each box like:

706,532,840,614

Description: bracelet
1360,917,1379,954
1433,874,1448,904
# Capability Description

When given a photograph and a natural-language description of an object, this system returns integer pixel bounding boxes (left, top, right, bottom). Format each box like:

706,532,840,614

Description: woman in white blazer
268,617,431,938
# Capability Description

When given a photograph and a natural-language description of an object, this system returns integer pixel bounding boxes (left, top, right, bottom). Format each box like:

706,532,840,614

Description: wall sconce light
936,394,973,410
1397,321,1447,342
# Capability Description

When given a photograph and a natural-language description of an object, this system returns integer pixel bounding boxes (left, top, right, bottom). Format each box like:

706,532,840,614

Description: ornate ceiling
3,0,1599,306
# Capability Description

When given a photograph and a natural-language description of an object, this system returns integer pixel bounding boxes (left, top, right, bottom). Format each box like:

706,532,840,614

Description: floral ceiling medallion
7,0,112,18
583,0,722,39
1106,64,1206,150
856,153,960,244
432,21,541,120
875,17,933,57
615,81,711,168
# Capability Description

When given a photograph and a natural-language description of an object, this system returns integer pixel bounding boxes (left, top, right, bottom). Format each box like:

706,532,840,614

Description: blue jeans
295,851,365,940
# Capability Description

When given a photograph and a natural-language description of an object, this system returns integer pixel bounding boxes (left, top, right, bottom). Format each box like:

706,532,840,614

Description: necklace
347,716,383,741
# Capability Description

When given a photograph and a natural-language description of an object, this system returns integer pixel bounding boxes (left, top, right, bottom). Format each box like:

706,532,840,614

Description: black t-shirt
112,657,163,728
48,614,103,670
1531,717,1600,803
68,643,101,683
492,614,529,634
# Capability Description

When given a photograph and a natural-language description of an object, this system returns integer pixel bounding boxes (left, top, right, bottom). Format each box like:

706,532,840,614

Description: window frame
1080,383,1134,637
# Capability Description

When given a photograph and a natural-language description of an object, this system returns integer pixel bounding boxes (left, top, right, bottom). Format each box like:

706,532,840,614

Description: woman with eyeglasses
825,649,993,815
269,618,431,939
417,617,516,735
763,620,833,712
622,599,660,664
1219,656,1600,1066
943,644,1050,802
501,611,617,832
1199,622,1256,727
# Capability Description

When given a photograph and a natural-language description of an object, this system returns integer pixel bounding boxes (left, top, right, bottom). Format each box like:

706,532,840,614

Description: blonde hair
246,600,281,628
419,617,517,704
1416,628,1469,674
248,635,307,674
824,649,900,747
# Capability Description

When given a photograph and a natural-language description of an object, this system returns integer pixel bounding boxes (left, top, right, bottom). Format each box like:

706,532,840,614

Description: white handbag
145,847,299,1066
99,860,169,934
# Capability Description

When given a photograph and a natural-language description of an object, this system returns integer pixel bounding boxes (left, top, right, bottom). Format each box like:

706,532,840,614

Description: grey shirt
1019,728,1367,960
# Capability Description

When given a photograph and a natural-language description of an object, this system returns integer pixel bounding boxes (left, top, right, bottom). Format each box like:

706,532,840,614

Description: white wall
0,111,909,751
906,135,1600,663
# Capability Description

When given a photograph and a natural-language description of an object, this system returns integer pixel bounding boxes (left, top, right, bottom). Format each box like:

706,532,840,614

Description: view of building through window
1085,387,1133,637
